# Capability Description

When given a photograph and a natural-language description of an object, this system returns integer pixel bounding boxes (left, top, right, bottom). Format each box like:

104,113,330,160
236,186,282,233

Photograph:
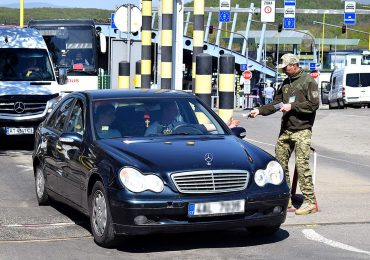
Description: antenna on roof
5,35,8,43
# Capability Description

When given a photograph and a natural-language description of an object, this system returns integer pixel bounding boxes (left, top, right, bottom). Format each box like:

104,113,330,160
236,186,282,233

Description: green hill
1,1,369,49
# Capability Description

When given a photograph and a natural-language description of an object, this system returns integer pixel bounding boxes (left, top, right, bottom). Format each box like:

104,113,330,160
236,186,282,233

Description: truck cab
0,27,64,136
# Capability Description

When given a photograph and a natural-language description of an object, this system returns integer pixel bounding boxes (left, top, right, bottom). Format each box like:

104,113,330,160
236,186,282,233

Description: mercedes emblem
14,102,25,114
204,153,214,166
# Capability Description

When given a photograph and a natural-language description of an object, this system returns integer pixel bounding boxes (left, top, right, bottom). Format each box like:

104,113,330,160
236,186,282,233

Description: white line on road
343,115,370,118
246,138,370,169
302,229,370,257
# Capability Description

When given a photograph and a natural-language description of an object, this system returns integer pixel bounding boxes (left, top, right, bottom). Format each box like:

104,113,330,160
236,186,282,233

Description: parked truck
0,27,66,136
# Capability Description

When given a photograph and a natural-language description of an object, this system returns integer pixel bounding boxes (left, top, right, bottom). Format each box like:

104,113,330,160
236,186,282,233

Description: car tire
89,181,116,248
35,166,49,205
246,224,281,236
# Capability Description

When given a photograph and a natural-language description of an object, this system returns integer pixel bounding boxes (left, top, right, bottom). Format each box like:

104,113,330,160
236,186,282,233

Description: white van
0,27,66,136
321,65,370,109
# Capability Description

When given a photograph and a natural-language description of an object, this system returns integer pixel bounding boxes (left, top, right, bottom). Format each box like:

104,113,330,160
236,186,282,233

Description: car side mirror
59,132,82,147
321,81,330,93
57,67,68,85
231,127,247,139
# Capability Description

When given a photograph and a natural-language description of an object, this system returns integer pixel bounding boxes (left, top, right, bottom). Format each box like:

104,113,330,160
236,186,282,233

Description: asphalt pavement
0,106,370,243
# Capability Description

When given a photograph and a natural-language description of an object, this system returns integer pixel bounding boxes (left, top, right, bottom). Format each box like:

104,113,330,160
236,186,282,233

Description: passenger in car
94,104,122,139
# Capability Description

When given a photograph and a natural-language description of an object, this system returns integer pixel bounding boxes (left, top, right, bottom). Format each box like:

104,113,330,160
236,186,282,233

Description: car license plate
188,199,245,217
6,127,34,135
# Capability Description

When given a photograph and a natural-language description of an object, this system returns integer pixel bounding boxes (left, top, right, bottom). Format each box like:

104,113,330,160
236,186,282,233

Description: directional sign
309,62,316,71
240,64,248,71
344,13,356,25
284,17,295,29
110,13,117,29
261,0,275,23
219,11,231,23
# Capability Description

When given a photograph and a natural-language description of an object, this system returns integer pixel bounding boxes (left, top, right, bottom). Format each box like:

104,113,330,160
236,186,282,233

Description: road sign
110,13,117,29
219,0,231,11
344,13,356,25
240,64,248,71
344,1,356,13
261,0,276,23
309,62,316,70
114,5,142,33
283,17,295,29
310,70,319,79
219,11,231,22
242,70,252,80
284,0,295,29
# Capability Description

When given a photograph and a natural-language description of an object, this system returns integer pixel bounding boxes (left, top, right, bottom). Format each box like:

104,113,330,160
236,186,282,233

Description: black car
32,89,290,247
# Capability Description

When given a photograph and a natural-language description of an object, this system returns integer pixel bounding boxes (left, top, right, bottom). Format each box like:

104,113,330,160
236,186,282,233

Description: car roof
76,89,194,101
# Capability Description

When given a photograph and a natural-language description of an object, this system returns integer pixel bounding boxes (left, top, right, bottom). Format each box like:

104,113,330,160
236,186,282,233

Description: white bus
28,19,107,93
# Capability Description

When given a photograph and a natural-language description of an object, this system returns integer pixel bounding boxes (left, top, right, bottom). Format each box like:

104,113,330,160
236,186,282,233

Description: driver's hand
248,109,259,118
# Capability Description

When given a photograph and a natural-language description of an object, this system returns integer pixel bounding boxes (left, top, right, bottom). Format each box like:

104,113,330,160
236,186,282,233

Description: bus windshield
37,26,96,75
0,49,55,81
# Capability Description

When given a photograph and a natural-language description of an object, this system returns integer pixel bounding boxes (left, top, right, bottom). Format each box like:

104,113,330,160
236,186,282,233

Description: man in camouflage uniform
249,53,319,215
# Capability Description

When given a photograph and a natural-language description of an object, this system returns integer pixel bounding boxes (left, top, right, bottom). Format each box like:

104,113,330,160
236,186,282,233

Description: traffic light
209,25,214,34
278,23,282,33
342,24,347,34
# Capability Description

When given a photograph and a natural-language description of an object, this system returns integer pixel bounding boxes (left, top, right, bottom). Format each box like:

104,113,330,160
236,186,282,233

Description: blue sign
284,17,295,29
240,64,248,71
344,13,356,25
111,13,117,29
219,11,231,23
284,0,296,6
309,63,316,71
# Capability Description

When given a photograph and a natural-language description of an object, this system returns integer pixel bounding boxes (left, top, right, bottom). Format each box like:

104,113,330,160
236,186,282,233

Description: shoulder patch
312,91,319,98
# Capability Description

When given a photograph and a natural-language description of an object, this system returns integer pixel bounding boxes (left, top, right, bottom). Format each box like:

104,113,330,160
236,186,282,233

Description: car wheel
246,224,281,236
89,181,116,248
35,166,49,205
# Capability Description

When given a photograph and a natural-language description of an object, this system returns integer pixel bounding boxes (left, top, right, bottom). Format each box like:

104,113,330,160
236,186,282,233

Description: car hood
0,81,59,95
97,136,268,174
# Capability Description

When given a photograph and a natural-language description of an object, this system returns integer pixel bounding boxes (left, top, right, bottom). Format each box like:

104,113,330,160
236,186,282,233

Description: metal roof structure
233,30,360,46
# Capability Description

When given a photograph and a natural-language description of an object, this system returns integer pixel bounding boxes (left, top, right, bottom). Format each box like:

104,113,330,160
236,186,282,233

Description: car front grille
171,170,249,194
0,94,57,117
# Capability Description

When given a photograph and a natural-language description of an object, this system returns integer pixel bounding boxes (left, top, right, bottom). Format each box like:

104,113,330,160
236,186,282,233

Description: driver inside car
144,101,183,136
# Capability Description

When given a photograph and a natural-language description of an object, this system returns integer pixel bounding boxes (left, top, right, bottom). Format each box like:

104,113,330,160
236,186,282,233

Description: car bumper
109,190,290,235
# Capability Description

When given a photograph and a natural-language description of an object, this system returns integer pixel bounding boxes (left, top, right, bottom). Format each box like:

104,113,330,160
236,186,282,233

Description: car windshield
0,48,55,81
92,97,227,139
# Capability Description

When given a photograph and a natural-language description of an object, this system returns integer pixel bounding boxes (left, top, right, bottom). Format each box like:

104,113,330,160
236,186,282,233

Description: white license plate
6,127,34,135
188,199,245,217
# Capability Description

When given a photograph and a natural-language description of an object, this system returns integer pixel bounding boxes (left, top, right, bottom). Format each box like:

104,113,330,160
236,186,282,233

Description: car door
58,98,86,206
43,97,75,196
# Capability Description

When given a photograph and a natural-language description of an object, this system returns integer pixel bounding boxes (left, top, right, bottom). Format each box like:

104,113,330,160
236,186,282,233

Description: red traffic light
342,24,347,34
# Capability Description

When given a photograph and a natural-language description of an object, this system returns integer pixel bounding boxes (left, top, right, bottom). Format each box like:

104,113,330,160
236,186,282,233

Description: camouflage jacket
258,69,319,132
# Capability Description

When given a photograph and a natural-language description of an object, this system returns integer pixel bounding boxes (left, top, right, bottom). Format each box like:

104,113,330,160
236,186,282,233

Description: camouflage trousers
275,129,316,204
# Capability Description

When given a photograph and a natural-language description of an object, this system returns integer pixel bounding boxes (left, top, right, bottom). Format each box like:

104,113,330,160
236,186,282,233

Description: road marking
302,229,370,256
343,115,370,118
246,138,370,169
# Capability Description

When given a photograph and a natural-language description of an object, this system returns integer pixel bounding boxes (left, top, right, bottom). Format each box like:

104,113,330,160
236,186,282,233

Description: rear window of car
346,73,370,87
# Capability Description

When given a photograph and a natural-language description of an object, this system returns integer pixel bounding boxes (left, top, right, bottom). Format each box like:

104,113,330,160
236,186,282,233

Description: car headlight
119,167,164,193
46,96,62,113
254,161,284,187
